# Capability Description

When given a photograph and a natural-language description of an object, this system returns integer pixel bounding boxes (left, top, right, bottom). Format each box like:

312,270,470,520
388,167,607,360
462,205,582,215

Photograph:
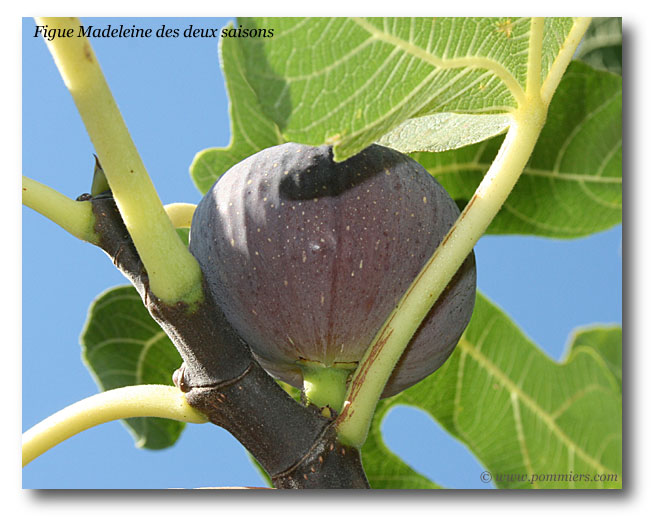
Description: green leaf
576,18,622,76
567,325,622,392
176,227,190,247
377,112,510,153
190,18,588,194
234,17,578,160
414,61,622,237
80,286,185,450
248,455,273,487
190,22,284,195
361,400,442,489
363,293,622,489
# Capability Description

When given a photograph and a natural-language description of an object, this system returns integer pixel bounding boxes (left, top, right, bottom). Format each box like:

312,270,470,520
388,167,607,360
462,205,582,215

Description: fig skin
189,143,476,398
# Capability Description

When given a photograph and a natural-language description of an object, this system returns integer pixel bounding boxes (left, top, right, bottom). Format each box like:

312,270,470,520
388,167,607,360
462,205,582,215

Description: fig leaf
361,293,622,489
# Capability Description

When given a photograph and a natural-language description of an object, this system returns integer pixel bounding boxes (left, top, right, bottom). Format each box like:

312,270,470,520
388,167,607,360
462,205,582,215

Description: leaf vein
350,17,526,105
459,336,618,476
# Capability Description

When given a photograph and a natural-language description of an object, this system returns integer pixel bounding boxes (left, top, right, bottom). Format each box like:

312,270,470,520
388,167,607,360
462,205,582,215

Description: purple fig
189,143,476,401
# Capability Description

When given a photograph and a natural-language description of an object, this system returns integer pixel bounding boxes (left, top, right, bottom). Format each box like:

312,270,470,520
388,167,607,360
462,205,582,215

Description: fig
189,143,476,407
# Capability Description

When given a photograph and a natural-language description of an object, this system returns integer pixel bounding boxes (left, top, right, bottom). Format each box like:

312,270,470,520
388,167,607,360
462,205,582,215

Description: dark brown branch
87,191,370,488
271,424,370,489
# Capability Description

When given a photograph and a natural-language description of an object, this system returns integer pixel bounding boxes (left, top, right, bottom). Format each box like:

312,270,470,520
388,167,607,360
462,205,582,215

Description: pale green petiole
336,108,546,448
35,17,202,305
23,174,197,239
22,385,207,466
163,202,197,229
335,17,592,449
22,175,98,244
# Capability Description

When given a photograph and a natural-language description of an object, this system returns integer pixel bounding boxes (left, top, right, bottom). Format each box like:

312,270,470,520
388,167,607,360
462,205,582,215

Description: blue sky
21,17,622,489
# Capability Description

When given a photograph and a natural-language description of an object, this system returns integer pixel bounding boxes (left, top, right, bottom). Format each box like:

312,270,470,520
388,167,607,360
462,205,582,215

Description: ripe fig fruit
189,143,476,406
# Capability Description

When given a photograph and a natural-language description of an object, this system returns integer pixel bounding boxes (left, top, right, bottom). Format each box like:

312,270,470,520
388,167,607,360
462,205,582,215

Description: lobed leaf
189,17,582,188
80,286,185,450
362,293,622,489
235,17,580,160
415,61,622,238
189,19,620,241
361,399,442,489
190,22,284,195
567,325,622,392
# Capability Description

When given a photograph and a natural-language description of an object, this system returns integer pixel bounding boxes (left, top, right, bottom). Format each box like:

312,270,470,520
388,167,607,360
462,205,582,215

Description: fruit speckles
190,143,476,397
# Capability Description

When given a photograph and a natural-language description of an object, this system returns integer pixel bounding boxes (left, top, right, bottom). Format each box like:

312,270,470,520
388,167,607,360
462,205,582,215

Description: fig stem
301,364,353,413
35,17,203,305
335,17,592,449
22,385,207,466
22,175,99,244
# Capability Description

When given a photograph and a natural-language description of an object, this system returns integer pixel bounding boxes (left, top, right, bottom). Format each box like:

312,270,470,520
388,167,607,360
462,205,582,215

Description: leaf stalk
336,103,547,448
35,17,203,305
22,175,99,244
336,17,592,448
22,385,207,466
